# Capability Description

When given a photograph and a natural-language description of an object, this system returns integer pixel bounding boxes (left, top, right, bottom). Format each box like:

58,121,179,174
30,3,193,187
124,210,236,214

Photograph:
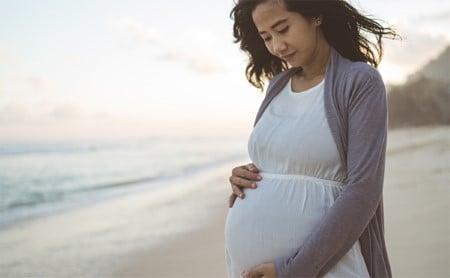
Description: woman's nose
272,37,287,55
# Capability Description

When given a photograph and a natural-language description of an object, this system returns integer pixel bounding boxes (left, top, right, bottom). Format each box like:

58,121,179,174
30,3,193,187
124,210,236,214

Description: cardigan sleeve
274,70,388,277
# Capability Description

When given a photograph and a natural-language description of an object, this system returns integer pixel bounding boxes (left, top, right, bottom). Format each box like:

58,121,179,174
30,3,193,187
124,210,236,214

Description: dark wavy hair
230,0,400,90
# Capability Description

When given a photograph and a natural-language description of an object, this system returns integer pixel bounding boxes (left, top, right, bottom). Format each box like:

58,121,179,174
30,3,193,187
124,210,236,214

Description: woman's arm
274,71,388,277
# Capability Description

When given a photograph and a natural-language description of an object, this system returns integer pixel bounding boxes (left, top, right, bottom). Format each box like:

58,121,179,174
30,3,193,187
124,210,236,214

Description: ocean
0,136,248,228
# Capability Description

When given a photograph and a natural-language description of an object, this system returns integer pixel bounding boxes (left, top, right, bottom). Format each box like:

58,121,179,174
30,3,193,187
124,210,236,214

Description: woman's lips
281,52,296,61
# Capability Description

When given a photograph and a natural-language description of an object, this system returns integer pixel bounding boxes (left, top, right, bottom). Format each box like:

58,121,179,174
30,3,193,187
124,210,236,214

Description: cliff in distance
387,45,450,129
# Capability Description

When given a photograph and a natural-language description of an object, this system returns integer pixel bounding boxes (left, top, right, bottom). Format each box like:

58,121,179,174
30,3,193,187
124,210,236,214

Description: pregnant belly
225,173,343,271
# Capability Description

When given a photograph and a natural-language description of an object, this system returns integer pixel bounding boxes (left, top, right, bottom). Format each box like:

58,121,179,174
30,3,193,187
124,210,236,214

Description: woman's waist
258,171,345,187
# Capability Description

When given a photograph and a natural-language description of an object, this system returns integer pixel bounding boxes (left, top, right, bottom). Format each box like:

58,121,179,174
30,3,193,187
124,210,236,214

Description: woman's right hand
228,163,262,208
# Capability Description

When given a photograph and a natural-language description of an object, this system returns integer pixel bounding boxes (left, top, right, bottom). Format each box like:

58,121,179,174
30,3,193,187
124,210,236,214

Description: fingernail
257,175,262,180
239,193,244,198
251,183,257,188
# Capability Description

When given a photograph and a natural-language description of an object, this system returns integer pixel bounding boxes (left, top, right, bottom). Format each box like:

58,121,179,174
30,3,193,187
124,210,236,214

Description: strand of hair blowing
230,0,400,90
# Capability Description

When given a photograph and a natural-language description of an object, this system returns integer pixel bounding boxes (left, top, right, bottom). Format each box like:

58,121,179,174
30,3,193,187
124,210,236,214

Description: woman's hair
230,0,400,90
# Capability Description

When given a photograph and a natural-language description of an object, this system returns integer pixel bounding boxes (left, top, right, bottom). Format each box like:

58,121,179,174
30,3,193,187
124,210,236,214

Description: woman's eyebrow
258,18,288,35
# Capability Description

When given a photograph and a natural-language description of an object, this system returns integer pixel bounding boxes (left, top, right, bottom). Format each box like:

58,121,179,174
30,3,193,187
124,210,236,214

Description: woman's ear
313,15,323,26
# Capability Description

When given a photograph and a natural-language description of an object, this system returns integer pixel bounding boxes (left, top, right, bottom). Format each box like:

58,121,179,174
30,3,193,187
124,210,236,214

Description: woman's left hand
242,262,277,278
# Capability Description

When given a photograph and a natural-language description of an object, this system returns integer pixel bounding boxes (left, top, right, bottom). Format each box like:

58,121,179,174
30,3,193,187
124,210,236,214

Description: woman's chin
285,58,302,68
287,62,301,68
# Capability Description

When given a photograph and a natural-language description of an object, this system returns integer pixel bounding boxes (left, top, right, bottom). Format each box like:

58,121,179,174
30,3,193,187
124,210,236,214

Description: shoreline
0,155,245,229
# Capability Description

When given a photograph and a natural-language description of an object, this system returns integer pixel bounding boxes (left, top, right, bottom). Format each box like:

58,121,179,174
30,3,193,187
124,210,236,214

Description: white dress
225,78,370,278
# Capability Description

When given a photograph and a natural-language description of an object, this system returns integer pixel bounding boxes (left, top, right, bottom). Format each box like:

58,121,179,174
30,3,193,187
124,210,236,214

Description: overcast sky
1,0,449,142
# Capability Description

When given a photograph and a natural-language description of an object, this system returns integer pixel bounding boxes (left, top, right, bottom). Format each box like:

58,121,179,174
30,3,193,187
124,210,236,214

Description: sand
1,126,449,278
383,126,450,277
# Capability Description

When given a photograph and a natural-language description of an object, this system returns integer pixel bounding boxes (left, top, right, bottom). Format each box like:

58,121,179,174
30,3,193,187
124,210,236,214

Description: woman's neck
297,41,330,81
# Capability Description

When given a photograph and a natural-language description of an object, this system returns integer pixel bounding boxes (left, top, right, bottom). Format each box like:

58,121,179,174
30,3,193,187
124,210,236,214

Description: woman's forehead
252,1,291,31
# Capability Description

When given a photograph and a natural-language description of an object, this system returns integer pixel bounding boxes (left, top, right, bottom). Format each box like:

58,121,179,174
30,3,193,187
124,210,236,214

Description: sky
1,0,449,142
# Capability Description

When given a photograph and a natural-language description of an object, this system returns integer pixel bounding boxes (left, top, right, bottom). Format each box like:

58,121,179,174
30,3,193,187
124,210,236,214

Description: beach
0,126,449,277
0,159,242,278
383,126,450,277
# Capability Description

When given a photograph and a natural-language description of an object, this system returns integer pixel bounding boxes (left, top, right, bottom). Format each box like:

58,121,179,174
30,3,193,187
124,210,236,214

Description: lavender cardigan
254,47,391,278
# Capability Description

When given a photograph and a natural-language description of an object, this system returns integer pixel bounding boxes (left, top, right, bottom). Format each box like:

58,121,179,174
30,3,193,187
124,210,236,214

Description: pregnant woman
225,0,399,277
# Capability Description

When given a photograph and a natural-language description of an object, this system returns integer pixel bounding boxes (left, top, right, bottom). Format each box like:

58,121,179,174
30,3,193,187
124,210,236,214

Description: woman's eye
279,26,289,34
262,37,271,42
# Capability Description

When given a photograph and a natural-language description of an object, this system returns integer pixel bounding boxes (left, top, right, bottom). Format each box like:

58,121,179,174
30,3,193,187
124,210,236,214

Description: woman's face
251,0,324,68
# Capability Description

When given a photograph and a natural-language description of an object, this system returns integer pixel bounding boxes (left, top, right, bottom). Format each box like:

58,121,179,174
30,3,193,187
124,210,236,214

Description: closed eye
261,26,289,42
279,26,289,34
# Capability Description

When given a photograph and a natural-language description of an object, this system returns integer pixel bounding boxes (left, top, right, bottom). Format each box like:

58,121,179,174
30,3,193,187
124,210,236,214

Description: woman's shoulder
331,48,383,85
345,61,384,85
342,61,386,104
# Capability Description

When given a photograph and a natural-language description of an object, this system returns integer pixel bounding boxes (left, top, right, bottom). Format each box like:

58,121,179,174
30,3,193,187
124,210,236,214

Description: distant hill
407,45,450,84
387,45,450,129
